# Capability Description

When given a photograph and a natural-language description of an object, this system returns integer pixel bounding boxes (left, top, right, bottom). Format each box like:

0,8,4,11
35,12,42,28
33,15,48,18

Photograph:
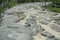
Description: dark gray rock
24,23,31,27
41,31,54,38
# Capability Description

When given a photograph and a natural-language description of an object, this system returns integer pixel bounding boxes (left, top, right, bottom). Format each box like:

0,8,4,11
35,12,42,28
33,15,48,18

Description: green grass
43,5,60,13
0,1,18,13
6,1,18,8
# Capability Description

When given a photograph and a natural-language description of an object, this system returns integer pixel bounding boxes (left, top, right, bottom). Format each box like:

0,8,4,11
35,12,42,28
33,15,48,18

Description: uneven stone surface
55,37,60,40
0,2,60,40
46,38,56,40
49,23,60,32
39,17,51,25
41,31,54,38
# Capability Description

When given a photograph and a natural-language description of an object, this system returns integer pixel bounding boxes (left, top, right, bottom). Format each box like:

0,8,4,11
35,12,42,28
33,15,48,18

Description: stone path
0,2,60,40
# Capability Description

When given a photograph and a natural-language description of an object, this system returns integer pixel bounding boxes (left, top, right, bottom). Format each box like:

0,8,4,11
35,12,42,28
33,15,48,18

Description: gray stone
55,37,60,40
0,36,15,40
1,14,18,27
41,31,54,38
24,23,31,27
30,25,42,36
39,17,51,25
46,38,56,40
49,23,60,32
17,11,24,14
53,13,58,16
26,16,37,25
15,13,26,22
57,21,60,25
10,32,32,40
0,25,32,40
0,28,15,40
18,25,31,34
25,22,42,36
0,18,3,27
53,14,60,21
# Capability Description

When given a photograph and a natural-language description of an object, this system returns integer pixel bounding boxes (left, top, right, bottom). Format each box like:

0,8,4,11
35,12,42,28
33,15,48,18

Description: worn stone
0,28,15,40
41,31,54,38
7,30,32,40
17,11,24,14
53,14,60,21
1,2,60,40
55,37,60,40
46,38,56,40
31,25,42,36
57,21,60,25
39,17,51,25
26,16,37,25
24,23,31,27
49,23,60,32
0,36,15,40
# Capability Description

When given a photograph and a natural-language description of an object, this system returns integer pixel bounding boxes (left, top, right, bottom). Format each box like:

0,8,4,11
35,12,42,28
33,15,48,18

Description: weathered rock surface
0,2,60,40
49,23,60,32
41,31,54,38
25,16,37,25
46,38,56,40
55,37,60,40
39,17,51,25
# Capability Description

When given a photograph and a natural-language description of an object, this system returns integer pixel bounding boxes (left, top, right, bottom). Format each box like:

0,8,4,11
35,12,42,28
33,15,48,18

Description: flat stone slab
46,38,56,40
8,32,32,40
39,17,51,25
49,23,60,32
25,16,37,25
41,31,54,38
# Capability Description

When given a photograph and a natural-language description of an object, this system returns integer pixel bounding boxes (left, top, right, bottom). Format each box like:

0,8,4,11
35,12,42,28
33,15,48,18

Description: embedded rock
46,38,56,40
25,17,37,25
41,31,54,38
49,23,60,32
39,17,51,25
